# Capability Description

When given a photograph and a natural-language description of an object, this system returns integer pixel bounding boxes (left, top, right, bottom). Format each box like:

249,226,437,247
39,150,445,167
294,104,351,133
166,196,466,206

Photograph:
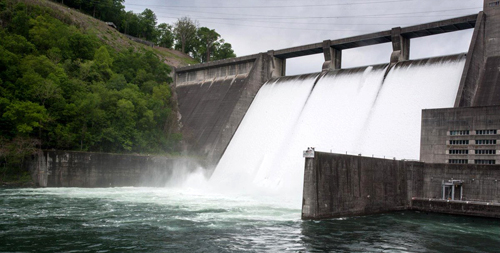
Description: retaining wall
29,151,200,187
302,152,500,220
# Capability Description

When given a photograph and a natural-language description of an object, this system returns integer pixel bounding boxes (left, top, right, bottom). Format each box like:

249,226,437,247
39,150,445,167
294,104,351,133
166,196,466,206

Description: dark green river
1,187,499,252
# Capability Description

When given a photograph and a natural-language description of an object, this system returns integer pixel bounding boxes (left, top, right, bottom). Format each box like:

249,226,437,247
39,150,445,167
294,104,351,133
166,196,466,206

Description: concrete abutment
302,152,500,220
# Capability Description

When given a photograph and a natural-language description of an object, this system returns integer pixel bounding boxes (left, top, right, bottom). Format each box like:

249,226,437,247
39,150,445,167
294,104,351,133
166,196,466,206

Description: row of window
476,150,496,155
477,140,497,145
449,130,498,136
449,140,497,145
475,160,496,165
449,149,469,155
449,140,469,145
448,159,497,165
449,159,468,164
449,150,497,155
477,130,498,135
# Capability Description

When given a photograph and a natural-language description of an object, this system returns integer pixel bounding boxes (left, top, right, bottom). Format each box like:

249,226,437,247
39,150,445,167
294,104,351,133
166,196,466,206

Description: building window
475,140,497,145
489,1,500,7
475,150,496,155
449,159,468,164
450,130,470,136
449,149,469,155
449,140,469,145
476,130,497,135
474,159,496,165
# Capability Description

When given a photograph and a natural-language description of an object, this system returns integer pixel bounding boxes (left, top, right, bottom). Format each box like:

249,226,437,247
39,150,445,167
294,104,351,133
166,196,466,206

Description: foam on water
209,56,466,208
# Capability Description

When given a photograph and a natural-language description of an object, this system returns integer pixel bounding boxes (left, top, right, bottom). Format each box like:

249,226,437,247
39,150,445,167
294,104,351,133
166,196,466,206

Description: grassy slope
19,0,198,68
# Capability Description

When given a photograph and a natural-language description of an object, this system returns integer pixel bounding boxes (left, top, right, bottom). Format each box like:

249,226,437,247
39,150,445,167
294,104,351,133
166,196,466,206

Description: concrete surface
302,152,500,220
29,151,200,187
420,105,500,164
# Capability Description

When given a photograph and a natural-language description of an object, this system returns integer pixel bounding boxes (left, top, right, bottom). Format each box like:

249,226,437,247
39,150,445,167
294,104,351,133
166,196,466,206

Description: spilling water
211,55,466,208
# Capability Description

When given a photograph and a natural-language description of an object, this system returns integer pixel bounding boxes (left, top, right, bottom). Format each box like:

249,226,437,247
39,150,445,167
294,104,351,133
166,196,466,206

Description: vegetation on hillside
50,0,236,63
0,0,182,181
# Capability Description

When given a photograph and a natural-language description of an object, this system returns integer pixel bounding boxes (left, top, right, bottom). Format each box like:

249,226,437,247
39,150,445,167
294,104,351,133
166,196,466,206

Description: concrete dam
32,1,500,220
171,0,500,218
175,11,494,167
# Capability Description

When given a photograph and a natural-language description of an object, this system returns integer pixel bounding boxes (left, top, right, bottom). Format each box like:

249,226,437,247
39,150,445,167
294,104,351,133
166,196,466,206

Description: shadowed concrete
302,152,500,220
175,53,277,167
420,105,500,164
456,1,500,107
30,151,200,187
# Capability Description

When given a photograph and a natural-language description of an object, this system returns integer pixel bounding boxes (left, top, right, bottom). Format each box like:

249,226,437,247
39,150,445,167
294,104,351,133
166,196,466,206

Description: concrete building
421,106,500,165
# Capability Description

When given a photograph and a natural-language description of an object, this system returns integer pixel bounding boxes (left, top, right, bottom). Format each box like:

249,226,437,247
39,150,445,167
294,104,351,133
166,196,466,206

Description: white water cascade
208,55,466,207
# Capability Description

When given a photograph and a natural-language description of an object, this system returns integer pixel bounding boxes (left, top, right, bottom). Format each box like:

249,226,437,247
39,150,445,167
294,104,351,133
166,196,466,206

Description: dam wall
456,1,500,107
175,53,280,167
29,151,200,187
174,12,489,166
302,152,500,220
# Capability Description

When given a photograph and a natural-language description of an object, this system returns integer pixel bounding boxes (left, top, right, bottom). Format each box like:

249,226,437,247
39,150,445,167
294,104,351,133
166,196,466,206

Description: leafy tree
2,101,49,135
197,27,220,62
213,40,236,61
139,8,157,41
93,46,113,80
156,23,174,48
174,16,198,54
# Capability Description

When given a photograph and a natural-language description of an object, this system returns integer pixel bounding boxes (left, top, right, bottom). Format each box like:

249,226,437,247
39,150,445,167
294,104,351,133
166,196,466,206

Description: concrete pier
456,1,500,107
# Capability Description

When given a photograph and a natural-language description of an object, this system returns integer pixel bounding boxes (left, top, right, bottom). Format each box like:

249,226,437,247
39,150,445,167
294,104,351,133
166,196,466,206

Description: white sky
124,0,483,75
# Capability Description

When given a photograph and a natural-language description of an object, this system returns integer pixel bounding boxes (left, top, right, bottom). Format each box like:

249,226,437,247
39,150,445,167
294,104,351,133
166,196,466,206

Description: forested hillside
49,0,236,63
0,0,186,181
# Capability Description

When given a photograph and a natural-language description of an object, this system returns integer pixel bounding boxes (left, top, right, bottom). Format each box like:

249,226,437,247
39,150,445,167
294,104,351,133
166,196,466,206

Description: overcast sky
124,0,483,75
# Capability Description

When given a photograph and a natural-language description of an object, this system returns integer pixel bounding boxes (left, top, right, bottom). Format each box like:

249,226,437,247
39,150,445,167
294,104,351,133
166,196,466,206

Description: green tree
139,8,157,41
93,46,113,80
2,101,49,135
212,40,236,61
156,23,174,48
197,27,220,62
173,16,198,54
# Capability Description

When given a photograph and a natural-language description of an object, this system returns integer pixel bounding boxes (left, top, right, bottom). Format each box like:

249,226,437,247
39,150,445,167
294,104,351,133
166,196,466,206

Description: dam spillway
210,55,466,206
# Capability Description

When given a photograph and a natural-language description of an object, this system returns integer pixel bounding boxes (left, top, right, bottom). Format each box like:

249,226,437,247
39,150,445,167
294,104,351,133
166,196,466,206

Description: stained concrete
302,153,411,220
302,152,500,220
29,151,200,187
456,1,500,107
175,53,274,167
420,105,500,164
411,199,500,218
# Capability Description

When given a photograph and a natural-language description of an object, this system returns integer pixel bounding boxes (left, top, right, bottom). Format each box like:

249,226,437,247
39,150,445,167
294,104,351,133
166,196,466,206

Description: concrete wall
411,199,500,218
420,106,500,164
417,163,500,203
175,53,275,167
302,152,411,220
29,151,200,187
456,1,500,107
302,152,500,220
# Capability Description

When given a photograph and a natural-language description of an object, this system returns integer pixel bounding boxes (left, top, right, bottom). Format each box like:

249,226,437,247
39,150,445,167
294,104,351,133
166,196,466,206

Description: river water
1,187,499,252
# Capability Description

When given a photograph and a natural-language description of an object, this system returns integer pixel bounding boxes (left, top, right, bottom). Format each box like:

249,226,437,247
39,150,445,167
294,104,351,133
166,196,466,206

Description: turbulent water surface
1,187,500,252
